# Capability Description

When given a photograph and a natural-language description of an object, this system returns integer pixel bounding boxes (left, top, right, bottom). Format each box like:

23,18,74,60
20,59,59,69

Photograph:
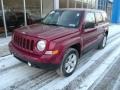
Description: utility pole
1,0,7,37
23,0,27,27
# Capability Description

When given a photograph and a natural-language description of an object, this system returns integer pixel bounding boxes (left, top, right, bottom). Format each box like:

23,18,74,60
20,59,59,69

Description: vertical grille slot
23,38,26,48
16,36,19,45
30,40,34,51
14,34,34,51
27,39,30,49
18,36,20,46
20,37,22,47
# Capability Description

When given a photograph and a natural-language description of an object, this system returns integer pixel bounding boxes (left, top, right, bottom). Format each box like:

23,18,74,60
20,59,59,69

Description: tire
56,48,79,77
98,34,107,49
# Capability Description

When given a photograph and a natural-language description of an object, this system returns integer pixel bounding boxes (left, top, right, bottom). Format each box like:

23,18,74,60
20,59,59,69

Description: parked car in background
9,8,109,77
0,10,41,32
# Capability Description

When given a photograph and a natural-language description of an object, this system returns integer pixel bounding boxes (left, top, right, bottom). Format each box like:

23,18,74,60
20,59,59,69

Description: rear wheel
56,48,79,77
98,34,107,49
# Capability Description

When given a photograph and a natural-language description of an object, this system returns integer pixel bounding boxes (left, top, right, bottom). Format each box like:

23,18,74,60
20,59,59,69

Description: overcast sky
109,0,113,2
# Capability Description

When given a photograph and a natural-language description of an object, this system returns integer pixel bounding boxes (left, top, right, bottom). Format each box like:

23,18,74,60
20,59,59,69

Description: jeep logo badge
22,32,26,34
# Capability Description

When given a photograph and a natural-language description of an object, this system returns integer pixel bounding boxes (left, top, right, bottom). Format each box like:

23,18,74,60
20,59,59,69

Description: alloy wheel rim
65,53,77,73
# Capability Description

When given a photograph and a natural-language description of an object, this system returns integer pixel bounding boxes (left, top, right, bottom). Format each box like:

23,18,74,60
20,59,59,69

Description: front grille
13,33,34,51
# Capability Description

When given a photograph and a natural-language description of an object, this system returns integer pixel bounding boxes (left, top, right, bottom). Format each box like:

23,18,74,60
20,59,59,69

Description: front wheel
56,48,79,77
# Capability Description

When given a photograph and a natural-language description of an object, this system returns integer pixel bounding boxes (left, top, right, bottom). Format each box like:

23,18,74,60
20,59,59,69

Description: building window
98,0,107,10
59,0,67,8
2,0,24,36
0,0,54,38
42,0,54,17
69,0,75,8
76,1,83,8
59,0,96,9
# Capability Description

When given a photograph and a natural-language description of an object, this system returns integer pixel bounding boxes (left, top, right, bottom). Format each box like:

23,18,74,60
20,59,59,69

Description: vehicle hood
15,24,78,41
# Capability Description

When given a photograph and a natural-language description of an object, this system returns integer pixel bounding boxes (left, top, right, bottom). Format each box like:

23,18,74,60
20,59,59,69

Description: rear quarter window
95,12,103,24
101,12,108,22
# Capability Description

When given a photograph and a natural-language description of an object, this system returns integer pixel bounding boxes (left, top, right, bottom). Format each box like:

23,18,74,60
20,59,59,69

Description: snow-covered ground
0,24,120,90
0,36,11,47
0,37,11,57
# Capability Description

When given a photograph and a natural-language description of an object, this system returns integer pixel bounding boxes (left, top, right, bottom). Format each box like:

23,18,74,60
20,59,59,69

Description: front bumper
14,55,59,69
9,42,60,69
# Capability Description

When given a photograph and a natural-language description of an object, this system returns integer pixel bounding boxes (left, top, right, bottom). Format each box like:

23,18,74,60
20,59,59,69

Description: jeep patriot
9,8,109,77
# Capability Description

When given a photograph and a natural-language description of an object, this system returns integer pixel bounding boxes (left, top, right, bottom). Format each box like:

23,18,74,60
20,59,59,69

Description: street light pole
67,0,69,8
75,1,77,8
1,0,7,38
81,0,83,8
54,0,59,9
23,0,27,27
40,0,43,17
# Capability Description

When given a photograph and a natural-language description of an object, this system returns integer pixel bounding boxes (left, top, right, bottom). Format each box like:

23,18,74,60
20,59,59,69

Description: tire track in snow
0,63,23,74
76,41,120,81
112,71,120,90
107,32,120,44
5,71,48,90
0,65,45,90
0,55,23,74
77,44,120,90
88,56,120,90
0,55,14,63
18,71,58,90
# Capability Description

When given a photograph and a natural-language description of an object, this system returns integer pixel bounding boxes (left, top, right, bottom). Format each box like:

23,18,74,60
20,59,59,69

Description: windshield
41,10,81,28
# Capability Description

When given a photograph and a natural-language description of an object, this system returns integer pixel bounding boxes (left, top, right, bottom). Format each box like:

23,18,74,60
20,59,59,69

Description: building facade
112,0,120,23
98,0,112,21
0,0,112,38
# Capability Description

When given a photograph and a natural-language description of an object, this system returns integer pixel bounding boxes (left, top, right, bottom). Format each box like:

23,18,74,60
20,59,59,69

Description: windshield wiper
41,22,67,27
42,23,64,27
47,23,59,26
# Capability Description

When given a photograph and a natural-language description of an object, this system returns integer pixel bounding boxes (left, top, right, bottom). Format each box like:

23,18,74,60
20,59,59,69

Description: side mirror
83,22,95,29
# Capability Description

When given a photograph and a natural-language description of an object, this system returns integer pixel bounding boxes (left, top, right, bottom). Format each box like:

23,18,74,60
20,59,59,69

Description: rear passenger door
95,12,108,43
82,11,98,51
95,12,105,35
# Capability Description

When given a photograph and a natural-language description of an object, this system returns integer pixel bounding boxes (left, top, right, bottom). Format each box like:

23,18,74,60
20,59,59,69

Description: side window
95,12,103,24
84,12,95,29
85,12,95,23
102,12,108,22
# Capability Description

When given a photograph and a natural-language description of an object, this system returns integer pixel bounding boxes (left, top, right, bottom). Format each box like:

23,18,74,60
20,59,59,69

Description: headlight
37,40,46,51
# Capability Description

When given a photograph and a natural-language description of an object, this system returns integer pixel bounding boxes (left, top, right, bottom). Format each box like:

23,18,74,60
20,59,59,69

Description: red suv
9,9,109,77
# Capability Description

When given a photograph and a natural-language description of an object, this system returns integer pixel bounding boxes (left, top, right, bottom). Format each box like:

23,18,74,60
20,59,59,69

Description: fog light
28,62,32,67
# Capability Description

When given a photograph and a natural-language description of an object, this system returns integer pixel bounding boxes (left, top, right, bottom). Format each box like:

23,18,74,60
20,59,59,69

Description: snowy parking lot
0,25,120,90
